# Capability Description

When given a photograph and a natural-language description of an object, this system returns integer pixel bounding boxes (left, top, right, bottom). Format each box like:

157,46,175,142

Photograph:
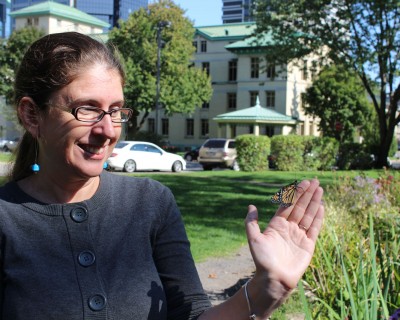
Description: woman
0,32,324,319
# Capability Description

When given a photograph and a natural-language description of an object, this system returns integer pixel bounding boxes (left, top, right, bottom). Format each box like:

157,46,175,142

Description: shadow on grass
140,173,284,261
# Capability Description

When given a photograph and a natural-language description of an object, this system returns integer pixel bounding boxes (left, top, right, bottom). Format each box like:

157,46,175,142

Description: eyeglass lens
76,107,132,123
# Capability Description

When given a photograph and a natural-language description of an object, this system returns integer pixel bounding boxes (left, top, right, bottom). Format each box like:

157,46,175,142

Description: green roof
214,97,297,125
196,22,255,41
225,32,274,51
10,1,110,28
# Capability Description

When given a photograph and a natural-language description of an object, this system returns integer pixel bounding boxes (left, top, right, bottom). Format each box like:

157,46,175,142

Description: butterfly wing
271,180,299,207
270,188,283,204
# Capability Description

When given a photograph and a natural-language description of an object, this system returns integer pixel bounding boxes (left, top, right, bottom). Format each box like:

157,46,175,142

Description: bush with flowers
300,170,400,319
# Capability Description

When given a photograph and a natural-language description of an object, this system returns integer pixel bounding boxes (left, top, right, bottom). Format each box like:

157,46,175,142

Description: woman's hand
245,179,324,291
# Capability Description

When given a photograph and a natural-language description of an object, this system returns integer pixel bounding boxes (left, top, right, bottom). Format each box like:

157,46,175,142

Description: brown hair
11,32,125,181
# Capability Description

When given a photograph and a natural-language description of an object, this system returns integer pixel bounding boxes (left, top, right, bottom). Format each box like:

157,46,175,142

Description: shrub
270,135,304,171
236,134,270,171
302,171,400,319
270,135,338,171
336,142,375,170
313,137,339,171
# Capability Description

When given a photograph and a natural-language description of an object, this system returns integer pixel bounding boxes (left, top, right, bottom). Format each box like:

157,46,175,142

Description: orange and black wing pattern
271,180,299,207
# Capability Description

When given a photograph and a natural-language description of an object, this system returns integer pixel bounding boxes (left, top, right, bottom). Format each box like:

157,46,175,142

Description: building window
202,101,210,109
192,41,198,52
200,40,207,52
148,118,155,133
250,57,259,78
161,118,169,136
201,119,209,137
302,59,308,80
249,91,258,106
202,62,210,76
228,59,237,81
267,64,275,79
265,91,275,107
186,119,194,137
311,61,318,80
227,93,237,110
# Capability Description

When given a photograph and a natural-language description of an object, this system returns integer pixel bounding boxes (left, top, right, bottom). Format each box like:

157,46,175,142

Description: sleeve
152,186,212,320
0,238,4,319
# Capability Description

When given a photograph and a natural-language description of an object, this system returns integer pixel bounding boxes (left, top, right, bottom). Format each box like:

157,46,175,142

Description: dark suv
198,138,239,171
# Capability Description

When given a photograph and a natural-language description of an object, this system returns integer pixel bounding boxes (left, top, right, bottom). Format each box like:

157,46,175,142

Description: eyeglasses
69,106,133,123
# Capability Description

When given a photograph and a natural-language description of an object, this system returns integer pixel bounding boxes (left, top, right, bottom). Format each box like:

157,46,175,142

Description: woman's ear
17,97,41,138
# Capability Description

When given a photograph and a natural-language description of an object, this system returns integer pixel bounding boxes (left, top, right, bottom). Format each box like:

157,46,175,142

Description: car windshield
203,140,226,148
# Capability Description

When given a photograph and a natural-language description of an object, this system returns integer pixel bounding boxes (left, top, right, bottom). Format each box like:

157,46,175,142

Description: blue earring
31,139,40,173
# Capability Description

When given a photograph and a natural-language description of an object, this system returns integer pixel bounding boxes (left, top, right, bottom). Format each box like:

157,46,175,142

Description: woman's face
38,63,125,180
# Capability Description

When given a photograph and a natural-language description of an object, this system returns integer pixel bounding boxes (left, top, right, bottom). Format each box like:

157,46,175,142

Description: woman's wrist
246,274,293,319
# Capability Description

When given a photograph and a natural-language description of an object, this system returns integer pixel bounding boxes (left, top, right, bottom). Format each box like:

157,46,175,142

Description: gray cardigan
0,171,211,319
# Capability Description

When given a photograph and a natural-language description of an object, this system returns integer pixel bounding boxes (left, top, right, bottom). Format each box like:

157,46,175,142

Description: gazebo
213,97,298,137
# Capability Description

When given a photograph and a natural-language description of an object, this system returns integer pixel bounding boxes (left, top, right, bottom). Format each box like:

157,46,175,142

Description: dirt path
195,245,305,320
195,245,255,305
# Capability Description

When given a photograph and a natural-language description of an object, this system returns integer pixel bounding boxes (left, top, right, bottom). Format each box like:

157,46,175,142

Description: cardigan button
88,294,106,311
70,207,88,223
78,251,96,267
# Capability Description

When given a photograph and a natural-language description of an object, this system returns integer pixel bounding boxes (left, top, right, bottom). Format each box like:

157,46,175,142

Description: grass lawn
127,169,384,262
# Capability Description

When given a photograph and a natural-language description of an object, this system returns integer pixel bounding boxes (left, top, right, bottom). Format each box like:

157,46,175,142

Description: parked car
197,138,239,171
183,147,200,162
0,139,10,151
2,137,20,152
106,141,186,173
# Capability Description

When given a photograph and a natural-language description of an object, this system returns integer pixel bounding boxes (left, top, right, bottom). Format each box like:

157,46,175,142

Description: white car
106,141,186,173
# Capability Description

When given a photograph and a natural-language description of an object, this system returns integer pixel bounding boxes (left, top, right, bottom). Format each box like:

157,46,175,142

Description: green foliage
0,27,44,129
235,134,270,172
108,0,212,136
302,171,400,318
336,142,374,170
0,27,44,103
270,135,304,171
302,65,370,143
254,0,399,168
270,135,339,171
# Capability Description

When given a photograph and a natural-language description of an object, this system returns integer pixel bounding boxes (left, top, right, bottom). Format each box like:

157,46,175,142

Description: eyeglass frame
55,105,133,123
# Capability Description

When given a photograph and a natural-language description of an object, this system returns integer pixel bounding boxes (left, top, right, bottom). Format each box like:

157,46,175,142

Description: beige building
10,1,109,35
144,22,320,150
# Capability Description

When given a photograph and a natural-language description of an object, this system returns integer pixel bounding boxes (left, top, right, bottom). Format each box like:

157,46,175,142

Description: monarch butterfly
271,180,299,207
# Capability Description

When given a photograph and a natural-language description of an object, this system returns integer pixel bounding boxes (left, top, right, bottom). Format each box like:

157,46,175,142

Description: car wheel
185,154,193,162
123,159,136,173
231,160,240,171
172,161,183,172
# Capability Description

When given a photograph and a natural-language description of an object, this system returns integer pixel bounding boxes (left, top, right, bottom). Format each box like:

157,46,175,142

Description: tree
302,65,370,143
253,0,399,167
0,27,44,127
108,0,212,138
0,27,44,103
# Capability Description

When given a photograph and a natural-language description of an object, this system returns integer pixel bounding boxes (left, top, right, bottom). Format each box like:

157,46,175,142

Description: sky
172,0,222,26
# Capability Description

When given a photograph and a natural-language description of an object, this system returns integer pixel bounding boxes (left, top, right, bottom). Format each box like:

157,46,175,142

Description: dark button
78,251,96,267
88,294,106,311
70,207,88,223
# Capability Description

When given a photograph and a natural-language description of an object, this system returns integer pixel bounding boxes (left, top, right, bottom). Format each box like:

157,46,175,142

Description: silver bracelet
244,279,256,319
